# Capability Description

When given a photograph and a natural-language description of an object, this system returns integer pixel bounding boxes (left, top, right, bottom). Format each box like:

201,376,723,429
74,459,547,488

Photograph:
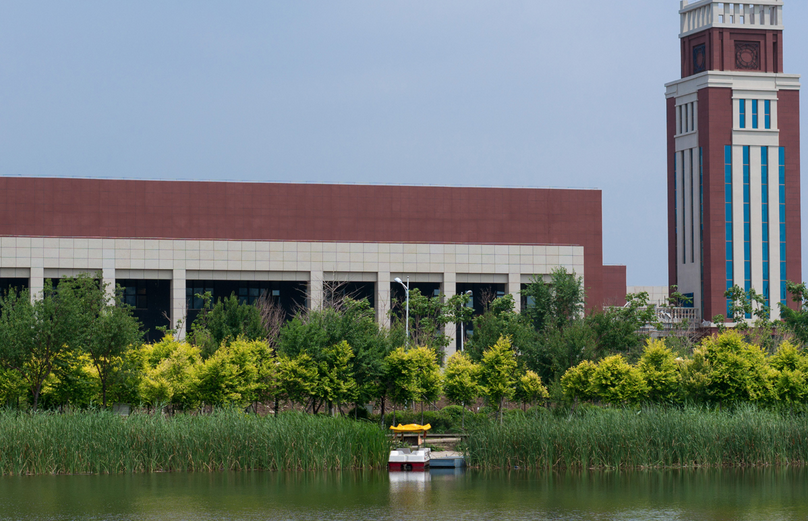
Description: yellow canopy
389,423,431,433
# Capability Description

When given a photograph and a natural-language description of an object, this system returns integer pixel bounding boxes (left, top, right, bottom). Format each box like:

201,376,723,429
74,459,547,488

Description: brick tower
666,0,801,321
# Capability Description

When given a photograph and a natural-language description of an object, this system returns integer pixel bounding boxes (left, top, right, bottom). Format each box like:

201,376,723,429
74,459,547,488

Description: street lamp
394,276,410,344
460,290,472,352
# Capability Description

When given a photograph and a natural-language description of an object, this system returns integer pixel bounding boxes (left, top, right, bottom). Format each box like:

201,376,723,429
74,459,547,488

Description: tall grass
466,405,808,470
0,410,389,475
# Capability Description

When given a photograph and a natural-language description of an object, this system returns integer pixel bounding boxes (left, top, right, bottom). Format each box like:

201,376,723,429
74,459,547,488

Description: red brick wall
698,87,733,320
779,90,802,310
0,178,607,308
602,265,627,307
681,28,783,78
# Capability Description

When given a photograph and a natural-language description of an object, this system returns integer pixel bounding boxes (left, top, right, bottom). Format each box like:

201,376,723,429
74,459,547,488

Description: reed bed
466,405,808,470
0,410,389,476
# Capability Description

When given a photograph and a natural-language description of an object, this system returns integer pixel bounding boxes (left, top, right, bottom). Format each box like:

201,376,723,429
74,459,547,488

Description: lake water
1,467,807,520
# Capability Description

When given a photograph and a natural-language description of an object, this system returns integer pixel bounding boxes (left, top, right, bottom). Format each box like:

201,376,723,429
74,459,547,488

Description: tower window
739,99,746,128
752,100,759,129
765,100,771,129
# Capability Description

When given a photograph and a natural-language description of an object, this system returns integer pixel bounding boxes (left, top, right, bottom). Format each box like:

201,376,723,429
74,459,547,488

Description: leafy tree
40,350,99,409
780,281,808,344
524,319,597,382
637,339,681,403
515,370,549,410
311,340,358,414
589,355,648,405
443,351,480,428
521,267,585,332
193,338,271,407
587,292,660,361
278,299,390,409
393,290,472,360
409,346,443,424
0,276,98,410
465,294,538,362
384,347,418,424
684,331,770,405
768,340,808,404
479,336,517,423
138,338,202,409
189,294,266,357
725,284,769,324
276,354,317,411
560,360,597,402
85,285,144,407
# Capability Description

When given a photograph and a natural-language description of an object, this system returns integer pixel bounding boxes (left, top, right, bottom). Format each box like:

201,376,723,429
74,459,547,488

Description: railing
680,1,784,37
633,307,703,333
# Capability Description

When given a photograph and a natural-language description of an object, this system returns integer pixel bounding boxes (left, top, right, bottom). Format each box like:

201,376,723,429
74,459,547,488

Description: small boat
388,447,431,472
389,423,431,445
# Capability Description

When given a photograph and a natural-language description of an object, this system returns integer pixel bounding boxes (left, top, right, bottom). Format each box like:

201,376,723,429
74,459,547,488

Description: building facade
0,177,623,356
666,0,801,321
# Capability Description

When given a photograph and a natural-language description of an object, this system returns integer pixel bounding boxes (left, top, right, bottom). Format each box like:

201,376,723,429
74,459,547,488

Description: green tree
780,281,808,344
479,336,518,423
587,292,660,361
521,267,585,332
560,360,597,402
276,354,317,411
193,338,271,407
189,294,266,357
637,338,681,403
589,355,648,405
443,351,480,428
85,284,144,407
279,299,390,410
384,347,418,424
768,340,808,404
138,338,202,409
465,294,538,362
409,346,442,424
311,340,358,415
684,330,770,404
515,370,549,410
0,276,98,410
526,319,598,382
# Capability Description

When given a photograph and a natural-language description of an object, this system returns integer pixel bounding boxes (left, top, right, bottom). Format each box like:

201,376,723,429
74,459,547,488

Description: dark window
693,44,706,74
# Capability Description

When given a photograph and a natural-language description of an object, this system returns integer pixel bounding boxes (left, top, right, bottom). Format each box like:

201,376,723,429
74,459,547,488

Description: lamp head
394,277,403,284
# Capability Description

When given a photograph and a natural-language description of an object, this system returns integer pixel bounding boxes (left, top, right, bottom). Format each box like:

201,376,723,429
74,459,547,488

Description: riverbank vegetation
0,409,388,475
466,405,808,470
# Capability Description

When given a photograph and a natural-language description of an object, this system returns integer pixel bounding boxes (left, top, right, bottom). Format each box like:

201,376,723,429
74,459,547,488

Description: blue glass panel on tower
765,100,772,129
752,100,759,129
740,100,746,128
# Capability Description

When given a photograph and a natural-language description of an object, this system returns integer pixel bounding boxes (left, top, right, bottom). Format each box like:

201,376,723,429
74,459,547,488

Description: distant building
0,177,625,356
666,0,801,321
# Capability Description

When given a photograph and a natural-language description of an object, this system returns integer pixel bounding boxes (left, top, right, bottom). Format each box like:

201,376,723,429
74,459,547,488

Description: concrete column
172,269,186,339
443,272,457,360
310,270,324,311
509,272,522,314
29,266,44,302
102,243,116,303
376,271,391,328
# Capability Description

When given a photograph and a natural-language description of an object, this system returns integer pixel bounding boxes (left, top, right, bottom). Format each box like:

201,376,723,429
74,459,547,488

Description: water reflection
0,468,806,520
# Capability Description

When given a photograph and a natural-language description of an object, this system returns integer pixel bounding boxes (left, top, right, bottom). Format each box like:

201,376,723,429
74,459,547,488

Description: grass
465,405,808,470
0,409,390,475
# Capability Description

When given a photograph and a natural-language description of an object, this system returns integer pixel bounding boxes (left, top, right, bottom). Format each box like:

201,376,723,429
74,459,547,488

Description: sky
1,1,807,287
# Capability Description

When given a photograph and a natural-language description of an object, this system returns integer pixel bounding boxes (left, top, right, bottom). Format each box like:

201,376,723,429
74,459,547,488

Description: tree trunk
499,396,504,425
380,396,386,428
274,396,279,417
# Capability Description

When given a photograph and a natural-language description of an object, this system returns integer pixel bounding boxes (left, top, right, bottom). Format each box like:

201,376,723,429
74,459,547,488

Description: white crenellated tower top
680,1,784,38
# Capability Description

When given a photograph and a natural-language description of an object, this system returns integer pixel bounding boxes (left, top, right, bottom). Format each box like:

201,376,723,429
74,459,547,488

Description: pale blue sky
1,1,806,286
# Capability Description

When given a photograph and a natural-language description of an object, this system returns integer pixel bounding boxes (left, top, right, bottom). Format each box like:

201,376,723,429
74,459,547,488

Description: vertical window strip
743,146,751,318
780,147,787,305
682,151,687,264
762,147,770,308
691,149,695,264
725,146,734,317
700,148,704,315
765,100,771,130
740,99,746,129
752,100,759,129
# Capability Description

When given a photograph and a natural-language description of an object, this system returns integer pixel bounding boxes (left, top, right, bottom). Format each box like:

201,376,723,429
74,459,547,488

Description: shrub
590,355,647,405
637,339,680,403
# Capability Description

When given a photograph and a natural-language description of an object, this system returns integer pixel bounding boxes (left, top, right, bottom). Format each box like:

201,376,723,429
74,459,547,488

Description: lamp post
460,290,472,352
394,277,410,345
